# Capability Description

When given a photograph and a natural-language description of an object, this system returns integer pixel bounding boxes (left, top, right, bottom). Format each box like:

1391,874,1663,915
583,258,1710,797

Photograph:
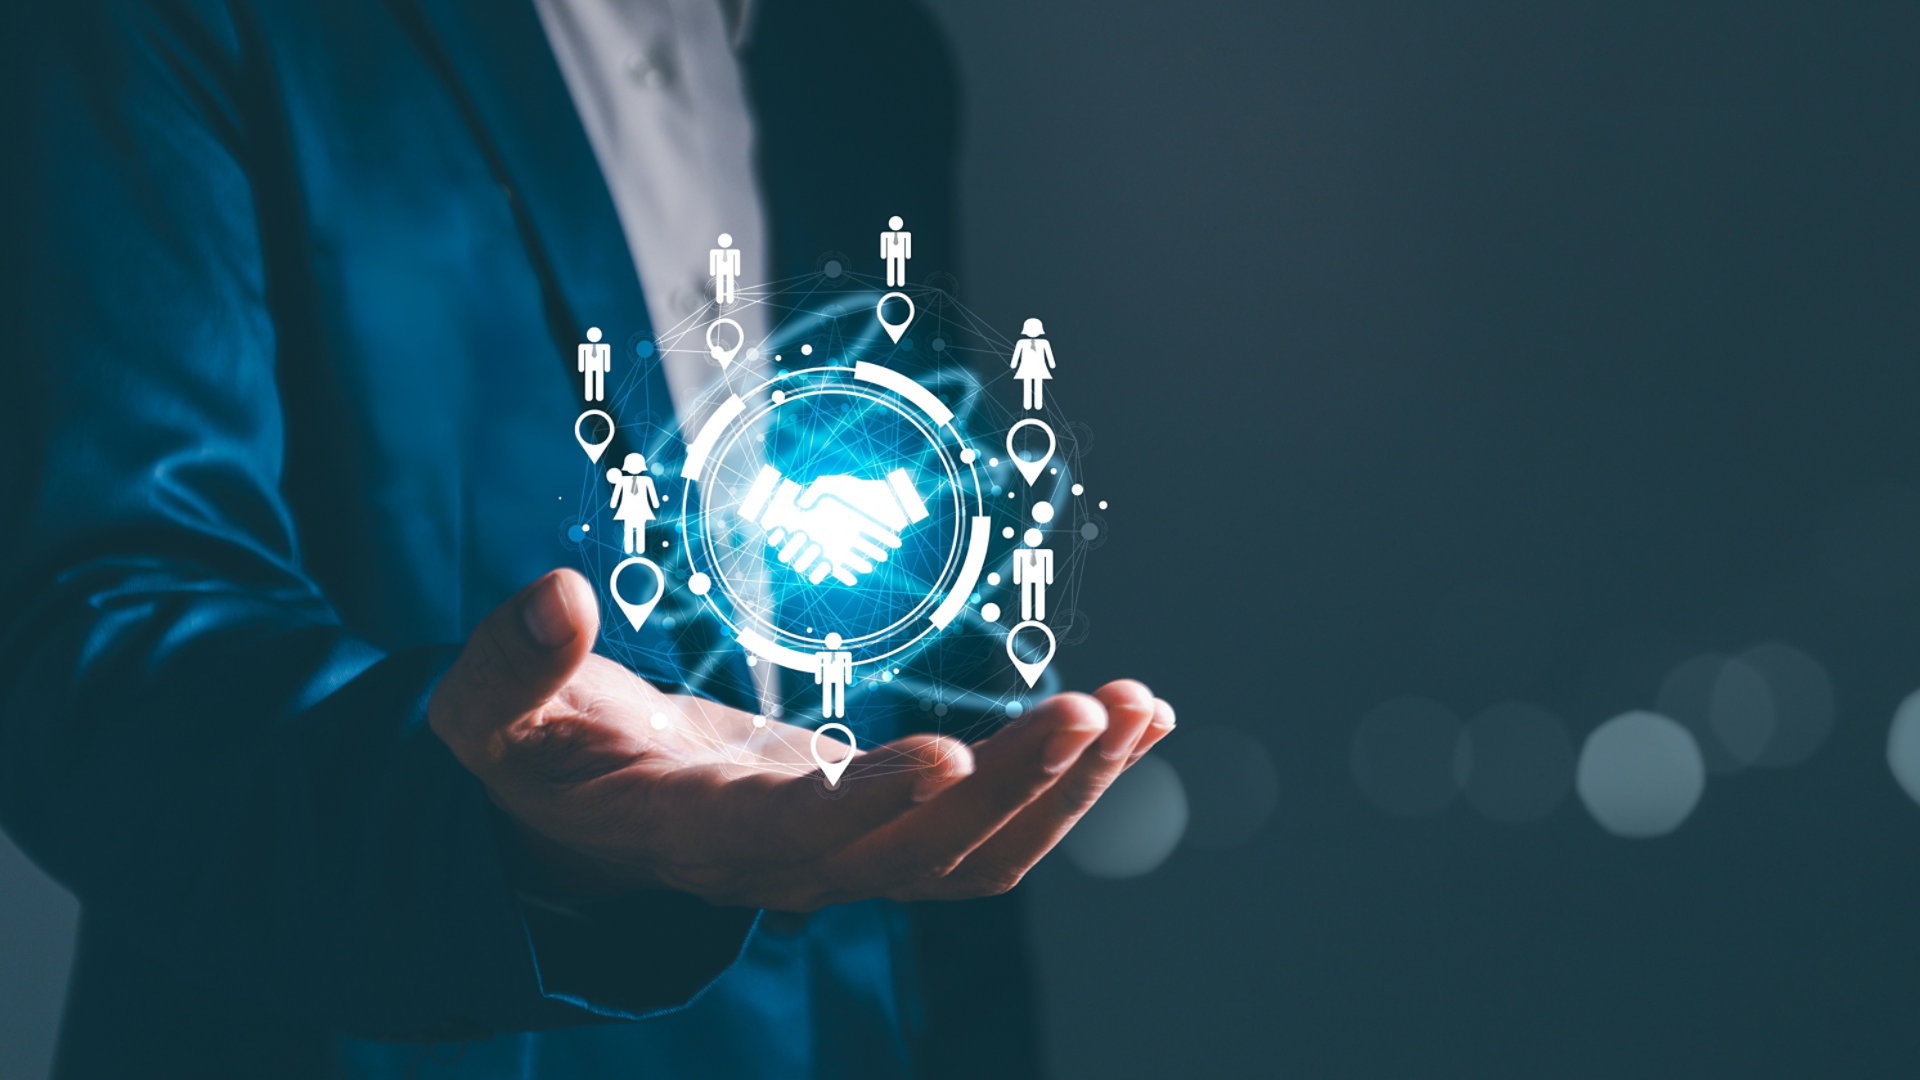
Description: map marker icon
1006,620,1057,688
1006,418,1056,486
812,722,857,788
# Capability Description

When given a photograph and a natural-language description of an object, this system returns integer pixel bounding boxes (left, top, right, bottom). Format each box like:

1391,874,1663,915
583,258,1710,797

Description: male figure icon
880,215,912,287
578,326,611,401
815,632,853,719
1012,535,1055,620
710,232,741,306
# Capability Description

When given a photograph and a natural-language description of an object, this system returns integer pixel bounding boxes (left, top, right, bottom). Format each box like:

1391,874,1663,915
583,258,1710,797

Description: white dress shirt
533,0,770,424
535,0,779,712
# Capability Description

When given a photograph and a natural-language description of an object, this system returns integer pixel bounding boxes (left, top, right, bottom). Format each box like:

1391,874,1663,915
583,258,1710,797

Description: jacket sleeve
0,1,753,1041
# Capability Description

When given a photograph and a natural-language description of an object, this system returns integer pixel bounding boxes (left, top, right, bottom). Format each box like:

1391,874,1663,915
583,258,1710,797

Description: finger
1126,698,1177,768
807,556,831,584
429,569,599,764
927,681,1159,897
778,531,810,564
822,694,1108,898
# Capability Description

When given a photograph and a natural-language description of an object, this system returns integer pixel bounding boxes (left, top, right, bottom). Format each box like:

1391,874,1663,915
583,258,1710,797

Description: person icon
1009,317,1055,410
1011,530,1054,620
880,215,912,287
578,326,611,401
605,452,661,554
815,632,853,719
709,232,741,306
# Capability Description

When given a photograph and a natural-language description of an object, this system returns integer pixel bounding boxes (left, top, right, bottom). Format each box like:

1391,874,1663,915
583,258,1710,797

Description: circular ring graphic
678,363,990,674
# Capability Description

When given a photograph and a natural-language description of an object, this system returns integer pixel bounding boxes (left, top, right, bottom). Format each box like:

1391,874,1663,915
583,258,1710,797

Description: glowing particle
688,572,711,596
650,713,668,730
800,343,813,356
1024,528,1044,546
1099,500,1109,510
960,448,977,464
1072,483,1085,496
1032,503,1055,524
987,572,1002,586
1002,526,1016,539
982,602,1002,622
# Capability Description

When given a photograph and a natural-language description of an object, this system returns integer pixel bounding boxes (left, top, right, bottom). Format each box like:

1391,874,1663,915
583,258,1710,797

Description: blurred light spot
1063,756,1188,879
1658,654,1761,774
1740,643,1835,769
1657,645,1834,773
1887,690,1920,808
1576,711,1705,838
1169,727,1278,849
1458,702,1574,823
1351,697,1461,818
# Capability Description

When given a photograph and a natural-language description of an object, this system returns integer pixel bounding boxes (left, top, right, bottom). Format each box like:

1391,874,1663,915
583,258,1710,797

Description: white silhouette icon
710,232,741,306
1012,531,1055,620
578,326,611,401
881,215,912,287
574,409,614,462
1010,317,1055,410
816,632,853,719
706,317,743,368
606,452,662,554
737,465,930,586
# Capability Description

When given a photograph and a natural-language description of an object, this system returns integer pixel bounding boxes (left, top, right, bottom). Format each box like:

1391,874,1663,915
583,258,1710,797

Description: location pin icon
1006,620,1057,688
608,556,666,630
575,409,615,463
1005,418,1056,486
706,317,744,368
811,722,857,788
876,291,915,344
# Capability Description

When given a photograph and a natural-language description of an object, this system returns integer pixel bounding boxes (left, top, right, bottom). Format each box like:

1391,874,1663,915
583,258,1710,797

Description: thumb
429,569,600,762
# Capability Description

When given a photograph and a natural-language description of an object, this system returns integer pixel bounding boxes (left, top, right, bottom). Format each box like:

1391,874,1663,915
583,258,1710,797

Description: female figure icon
606,452,662,554
1009,317,1056,410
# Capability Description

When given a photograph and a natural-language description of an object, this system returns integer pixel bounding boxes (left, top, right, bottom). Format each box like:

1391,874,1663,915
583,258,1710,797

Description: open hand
428,570,1175,910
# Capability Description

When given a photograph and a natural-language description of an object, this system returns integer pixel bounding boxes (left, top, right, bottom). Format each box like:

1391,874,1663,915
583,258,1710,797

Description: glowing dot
746,655,758,668
567,525,585,542
982,602,1002,622
1007,491,1016,499
1004,700,1025,718
987,572,1002,586
934,703,949,717
800,343,813,356
1024,528,1044,546
1050,467,1058,475
1002,526,1016,539
581,524,589,531
1072,483,1085,496
1099,500,1109,510
960,448,977,464
635,340,656,358
1032,503,1055,524
823,259,843,278
688,572,711,596
660,539,669,549
774,354,782,362
746,347,759,361
931,337,946,351
650,713,668,730
771,390,786,404
988,457,999,467
1081,522,1099,540
752,714,768,728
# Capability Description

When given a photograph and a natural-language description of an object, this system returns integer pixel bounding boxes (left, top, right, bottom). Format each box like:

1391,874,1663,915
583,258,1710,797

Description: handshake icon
738,465,931,586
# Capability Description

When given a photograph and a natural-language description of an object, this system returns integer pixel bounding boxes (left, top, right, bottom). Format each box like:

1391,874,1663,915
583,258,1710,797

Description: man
0,2,1175,1078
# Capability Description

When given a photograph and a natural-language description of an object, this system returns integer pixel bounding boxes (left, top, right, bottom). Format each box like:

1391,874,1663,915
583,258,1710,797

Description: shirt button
624,49,674,89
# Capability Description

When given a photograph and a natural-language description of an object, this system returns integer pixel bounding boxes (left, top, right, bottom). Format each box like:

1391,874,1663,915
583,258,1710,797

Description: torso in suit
0,1,1035,1076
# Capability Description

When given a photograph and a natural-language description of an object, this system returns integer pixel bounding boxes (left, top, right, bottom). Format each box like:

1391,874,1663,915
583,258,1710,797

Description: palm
433,571,1176,912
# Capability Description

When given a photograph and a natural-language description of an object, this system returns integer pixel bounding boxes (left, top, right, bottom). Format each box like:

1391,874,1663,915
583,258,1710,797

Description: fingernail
522,574,578,650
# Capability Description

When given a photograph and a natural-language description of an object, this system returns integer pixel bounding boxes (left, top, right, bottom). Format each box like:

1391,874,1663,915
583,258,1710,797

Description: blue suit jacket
0,1,1036,1076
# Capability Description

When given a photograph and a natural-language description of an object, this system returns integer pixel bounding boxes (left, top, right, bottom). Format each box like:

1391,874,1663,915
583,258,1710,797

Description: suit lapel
387,0,654,356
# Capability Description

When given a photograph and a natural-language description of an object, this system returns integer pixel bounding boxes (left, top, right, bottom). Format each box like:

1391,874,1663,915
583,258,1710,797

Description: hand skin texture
429,570,1176,911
